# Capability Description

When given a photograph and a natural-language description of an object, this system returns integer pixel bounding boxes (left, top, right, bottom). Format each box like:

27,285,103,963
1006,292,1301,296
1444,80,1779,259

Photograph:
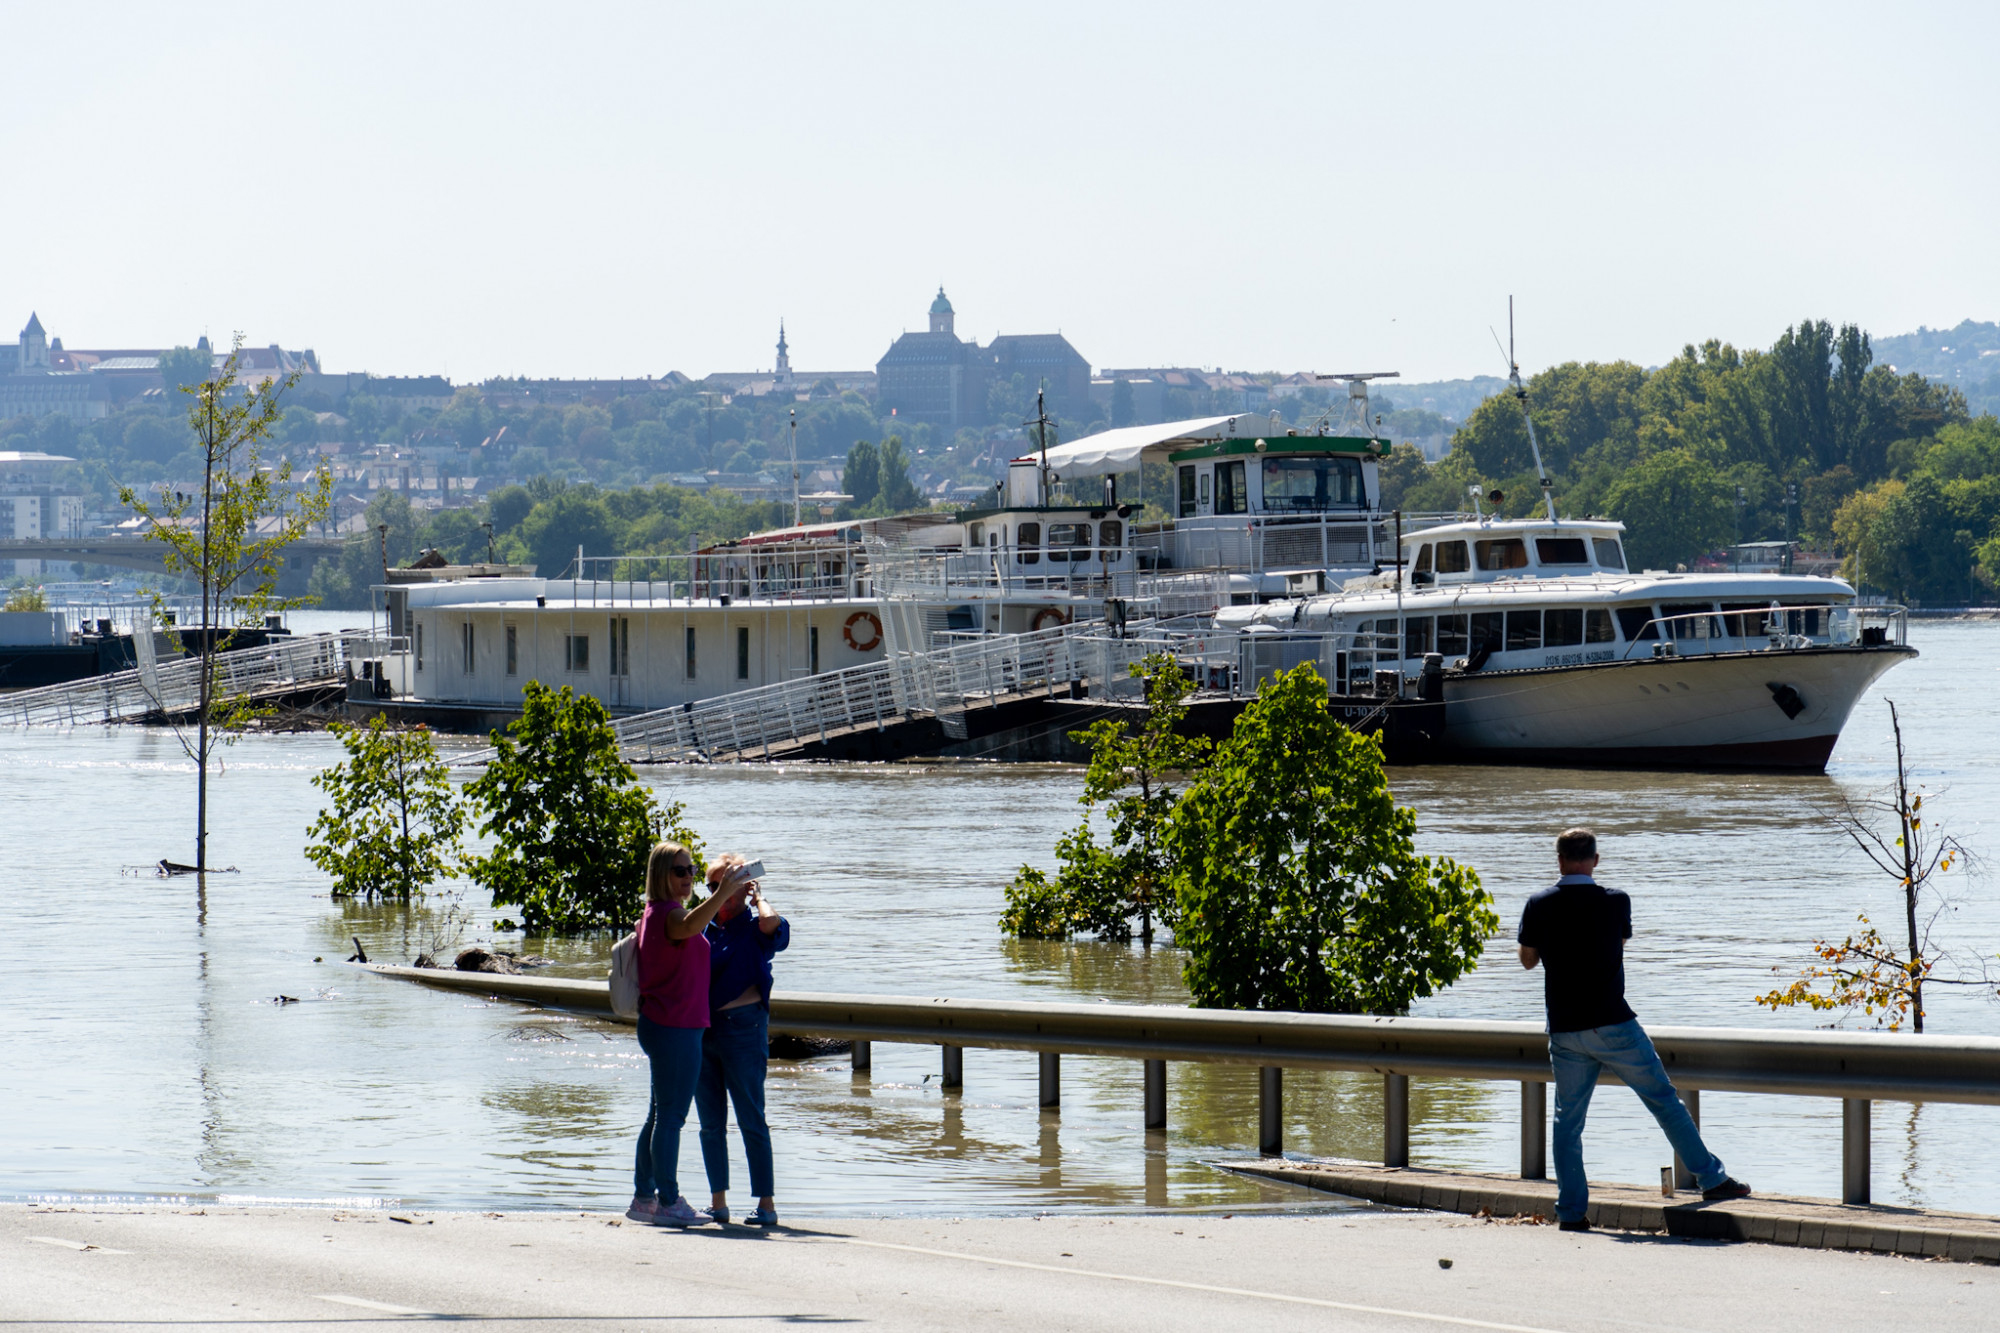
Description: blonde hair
645,842,692,902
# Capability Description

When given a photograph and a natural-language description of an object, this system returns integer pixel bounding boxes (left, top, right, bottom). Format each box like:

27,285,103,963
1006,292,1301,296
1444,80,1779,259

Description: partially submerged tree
1167,662,1494,1013
465,682,702,933
1001,654,1211,943
305,717,467,901
119,337,333,874
1757,701,1987,1031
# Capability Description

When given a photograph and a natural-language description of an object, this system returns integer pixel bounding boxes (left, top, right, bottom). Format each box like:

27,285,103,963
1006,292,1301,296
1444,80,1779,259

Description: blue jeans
696,1004,774,1199
635,1018,704,1201
1549,1018,1726,1223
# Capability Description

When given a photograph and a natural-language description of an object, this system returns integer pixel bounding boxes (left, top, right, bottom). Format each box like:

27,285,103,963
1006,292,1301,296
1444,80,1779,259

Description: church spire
774,320,792,383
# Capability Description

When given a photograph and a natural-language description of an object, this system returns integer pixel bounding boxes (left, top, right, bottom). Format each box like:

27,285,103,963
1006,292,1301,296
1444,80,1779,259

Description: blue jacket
704,906,790,1012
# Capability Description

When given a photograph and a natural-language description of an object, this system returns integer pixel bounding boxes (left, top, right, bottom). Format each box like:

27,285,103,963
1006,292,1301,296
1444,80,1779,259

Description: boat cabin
1400,519,1631,587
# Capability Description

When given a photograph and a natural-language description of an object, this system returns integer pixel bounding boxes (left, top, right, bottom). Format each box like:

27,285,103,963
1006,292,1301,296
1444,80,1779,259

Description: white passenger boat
1219,516,1915,770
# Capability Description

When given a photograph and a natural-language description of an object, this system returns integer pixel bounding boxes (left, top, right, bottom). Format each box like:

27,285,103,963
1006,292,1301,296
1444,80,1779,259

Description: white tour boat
1218,516,1914,769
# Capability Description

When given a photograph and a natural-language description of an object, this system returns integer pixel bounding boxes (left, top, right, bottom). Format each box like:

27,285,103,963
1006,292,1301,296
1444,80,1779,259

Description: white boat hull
1440,645,1915,770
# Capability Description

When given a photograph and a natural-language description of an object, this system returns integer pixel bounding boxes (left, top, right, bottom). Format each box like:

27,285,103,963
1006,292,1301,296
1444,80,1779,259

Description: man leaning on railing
1518,827,1753,1231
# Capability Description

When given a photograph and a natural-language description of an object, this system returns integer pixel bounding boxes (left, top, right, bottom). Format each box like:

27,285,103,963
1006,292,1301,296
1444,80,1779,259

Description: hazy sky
3,2,1994,384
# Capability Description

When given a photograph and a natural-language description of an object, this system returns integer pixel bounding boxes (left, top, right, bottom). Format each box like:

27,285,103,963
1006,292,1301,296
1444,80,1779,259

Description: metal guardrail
0,631,365,728
1618,604,1910,661
357,965,2000,1207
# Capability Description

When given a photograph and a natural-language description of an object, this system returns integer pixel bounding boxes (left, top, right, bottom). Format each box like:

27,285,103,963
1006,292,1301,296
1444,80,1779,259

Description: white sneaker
625,1196,659,1223
649,1195,703,1228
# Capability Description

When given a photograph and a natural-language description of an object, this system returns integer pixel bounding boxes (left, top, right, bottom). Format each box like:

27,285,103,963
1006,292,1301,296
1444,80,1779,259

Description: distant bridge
0,535,351,597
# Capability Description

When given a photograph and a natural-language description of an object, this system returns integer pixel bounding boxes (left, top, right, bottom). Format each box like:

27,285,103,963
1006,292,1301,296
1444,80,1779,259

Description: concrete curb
1219,1159,2000,1265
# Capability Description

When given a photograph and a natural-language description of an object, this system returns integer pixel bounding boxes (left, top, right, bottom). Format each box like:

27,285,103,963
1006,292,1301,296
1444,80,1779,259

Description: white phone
729,860,766,885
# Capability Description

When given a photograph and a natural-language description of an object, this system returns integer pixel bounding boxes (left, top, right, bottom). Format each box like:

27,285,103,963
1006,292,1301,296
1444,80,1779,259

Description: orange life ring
1032,607,1070,632
843,610,883,652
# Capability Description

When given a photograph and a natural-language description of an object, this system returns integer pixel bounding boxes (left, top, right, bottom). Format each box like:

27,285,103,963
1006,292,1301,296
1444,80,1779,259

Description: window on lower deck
1506,610,1541,651
1470,611,1503,653
1404,615,1434,656
1437,614,1468,655
1661,602,1720,639
1585,609,1615,643
1614,604,1658,641
1544,608,1583,647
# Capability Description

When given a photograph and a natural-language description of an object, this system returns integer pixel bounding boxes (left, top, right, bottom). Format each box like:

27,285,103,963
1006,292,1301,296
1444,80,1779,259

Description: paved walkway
6,1201,1997,1331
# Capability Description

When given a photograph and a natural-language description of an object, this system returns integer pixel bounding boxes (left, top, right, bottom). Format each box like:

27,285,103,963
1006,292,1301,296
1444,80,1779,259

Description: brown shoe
1702,1178,1752,1202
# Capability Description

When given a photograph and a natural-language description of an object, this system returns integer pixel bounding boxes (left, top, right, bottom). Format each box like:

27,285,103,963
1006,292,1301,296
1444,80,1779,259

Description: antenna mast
788,408,800,527
1499,297,1558,522
1031,381,1054,502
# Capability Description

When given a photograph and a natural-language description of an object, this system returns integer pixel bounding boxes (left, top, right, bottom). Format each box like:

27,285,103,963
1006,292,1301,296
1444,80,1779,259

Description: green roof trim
1166,435,1385,463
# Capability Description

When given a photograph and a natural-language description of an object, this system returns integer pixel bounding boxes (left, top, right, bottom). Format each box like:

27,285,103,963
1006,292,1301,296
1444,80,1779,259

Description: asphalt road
6,1203,1996,1332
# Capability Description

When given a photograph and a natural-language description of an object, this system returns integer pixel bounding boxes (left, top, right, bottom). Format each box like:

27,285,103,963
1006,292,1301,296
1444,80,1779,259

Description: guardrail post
1843,1098,1870,1205
851,1040,871,1074
1672,1088,1699,1190
1259,1067,1282,1156
1384,1072,1410,1168
1520,1081,1546,1180
941,1043,962,1090
1144,1059,1166,1130
1039,1051,1060,1108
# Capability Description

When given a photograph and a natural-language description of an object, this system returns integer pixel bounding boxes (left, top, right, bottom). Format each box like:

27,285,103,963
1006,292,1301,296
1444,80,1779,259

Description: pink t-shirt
635,900,711,1028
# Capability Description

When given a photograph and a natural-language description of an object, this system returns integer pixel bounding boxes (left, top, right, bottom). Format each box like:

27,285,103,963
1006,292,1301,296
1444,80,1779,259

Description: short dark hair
1557,827,1597,862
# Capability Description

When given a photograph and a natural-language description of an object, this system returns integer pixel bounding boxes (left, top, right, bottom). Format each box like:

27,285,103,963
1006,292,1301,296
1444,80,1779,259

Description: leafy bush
464,682,701,933
1167,663,1495,1014
305,716,467,901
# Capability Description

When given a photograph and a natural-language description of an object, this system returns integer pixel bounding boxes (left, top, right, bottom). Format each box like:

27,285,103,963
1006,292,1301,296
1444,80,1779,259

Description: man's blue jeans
696,1004,775,1199
1549,1018,1726,1223
635,1018,704,1201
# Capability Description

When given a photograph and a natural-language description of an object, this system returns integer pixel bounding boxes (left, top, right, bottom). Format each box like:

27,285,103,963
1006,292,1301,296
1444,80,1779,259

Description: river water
5,618,1997,1217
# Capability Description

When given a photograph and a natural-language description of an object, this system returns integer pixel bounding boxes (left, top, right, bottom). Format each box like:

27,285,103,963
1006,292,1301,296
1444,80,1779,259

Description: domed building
875,288,1090,429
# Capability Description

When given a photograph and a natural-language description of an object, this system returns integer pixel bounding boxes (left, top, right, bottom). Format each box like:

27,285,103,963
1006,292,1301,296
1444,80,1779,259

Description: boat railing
1618,604,1908,661
0,630,371,728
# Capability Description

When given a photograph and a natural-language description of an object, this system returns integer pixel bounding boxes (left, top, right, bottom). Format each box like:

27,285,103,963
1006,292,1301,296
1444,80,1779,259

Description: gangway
0,631,372,728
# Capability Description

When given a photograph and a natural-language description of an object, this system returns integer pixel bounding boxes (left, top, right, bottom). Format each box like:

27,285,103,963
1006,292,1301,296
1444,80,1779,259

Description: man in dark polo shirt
1518,827,1751,1231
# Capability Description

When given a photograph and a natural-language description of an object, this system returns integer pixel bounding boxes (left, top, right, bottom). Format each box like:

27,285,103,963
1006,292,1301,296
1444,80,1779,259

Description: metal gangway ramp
0,631,369,728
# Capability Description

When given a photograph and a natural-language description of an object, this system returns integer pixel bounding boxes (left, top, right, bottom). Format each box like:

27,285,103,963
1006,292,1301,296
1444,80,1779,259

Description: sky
2,1,1995,384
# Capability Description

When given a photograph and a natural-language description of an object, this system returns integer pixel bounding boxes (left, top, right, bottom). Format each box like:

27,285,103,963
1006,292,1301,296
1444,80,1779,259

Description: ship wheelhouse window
1506,610,1541,651
1535,537,1590,566
1434,540,1471,574
1593,538,1626,570
1404,615,1435,656
1412,544,1433,573
1016,522,1041,565
1475,538,1529,571
1544,608,1584,647
1437,613,1469,656
966,522,984,547
1216,460,1247,515
1259,455,1364,512
1047,522,1091,562
1614,604,1659,641
1586,609,1615,643
1098,519,1122,549
1178,466,1198,518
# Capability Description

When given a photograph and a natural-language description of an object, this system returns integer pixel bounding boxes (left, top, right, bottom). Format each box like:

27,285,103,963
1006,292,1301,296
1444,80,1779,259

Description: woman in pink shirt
627,841,739,1228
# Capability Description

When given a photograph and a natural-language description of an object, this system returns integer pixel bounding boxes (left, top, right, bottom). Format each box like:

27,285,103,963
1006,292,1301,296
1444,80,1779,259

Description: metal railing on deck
0,631,367,728
357,965,2000,1209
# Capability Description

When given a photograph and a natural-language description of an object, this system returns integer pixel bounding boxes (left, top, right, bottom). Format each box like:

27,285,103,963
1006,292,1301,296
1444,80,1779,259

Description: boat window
1047,522,1092,562
566,633,589,672
1475,538,1529,571
1593,537,1626,570
1778,602,1824,636
1435,540,1471,574
1437,614,1469,656
736,626,751,680
685,626,697,678
1178,466,1198,518
1216,460,1247,515
967,522,985,546
1198,472,1211,508
1535,537,1590,566
1585,609,1615,643
1544,607,1584,647
1470,611,1504,653
1661,601,1719,639
504,624,517,676
1259,455,1364,512
1098,519,1122,549
1405,616,1434,657
1721,602,1775,637
1411,544,1433,574
1370,618,1400,659
1506,610,1541,651
1614,604,1658,641
1016,522,1040,565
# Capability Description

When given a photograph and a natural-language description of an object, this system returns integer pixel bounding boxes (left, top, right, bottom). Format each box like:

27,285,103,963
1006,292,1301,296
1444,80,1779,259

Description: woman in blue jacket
695,853,790,1227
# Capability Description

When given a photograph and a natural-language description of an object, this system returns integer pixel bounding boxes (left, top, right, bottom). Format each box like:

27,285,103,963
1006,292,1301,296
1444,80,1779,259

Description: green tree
1166,663,1494,1014
305,716,467,901
1001,655,1213,944
118,337,333,875
874,434,923,511
518,488,615,577
1602,449,1734,570
841,440,881,510
464,682,700,933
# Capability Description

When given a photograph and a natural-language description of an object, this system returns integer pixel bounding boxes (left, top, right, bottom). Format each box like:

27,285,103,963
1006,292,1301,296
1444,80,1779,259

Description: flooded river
4,620,1997,1216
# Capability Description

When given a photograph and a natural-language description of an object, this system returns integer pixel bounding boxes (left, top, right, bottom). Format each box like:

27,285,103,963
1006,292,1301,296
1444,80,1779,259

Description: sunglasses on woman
669,864,695,877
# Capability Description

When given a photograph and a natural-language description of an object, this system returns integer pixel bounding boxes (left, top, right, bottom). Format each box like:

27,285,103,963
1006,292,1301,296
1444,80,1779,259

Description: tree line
1376,319,1996,603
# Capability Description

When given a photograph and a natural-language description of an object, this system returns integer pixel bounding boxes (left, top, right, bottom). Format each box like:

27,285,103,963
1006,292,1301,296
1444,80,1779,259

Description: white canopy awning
1031,414,1250,475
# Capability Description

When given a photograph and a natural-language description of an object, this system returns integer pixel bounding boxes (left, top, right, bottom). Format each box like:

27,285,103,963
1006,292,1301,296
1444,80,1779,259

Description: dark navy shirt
1517,876,1637,1033
704,905,790,1012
